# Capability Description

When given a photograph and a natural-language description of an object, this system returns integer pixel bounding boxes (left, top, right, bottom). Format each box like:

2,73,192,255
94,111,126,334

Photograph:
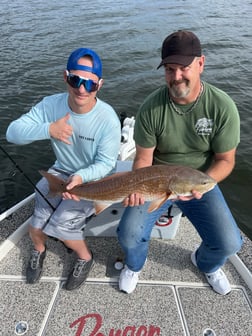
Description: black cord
0,144,55,211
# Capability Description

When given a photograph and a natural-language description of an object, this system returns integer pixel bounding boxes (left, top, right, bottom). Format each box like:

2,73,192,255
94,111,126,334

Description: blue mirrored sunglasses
66,71,99,92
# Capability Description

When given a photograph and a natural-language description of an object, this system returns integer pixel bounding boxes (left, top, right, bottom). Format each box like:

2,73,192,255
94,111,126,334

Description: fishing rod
0,144,56,211
0,144,74,253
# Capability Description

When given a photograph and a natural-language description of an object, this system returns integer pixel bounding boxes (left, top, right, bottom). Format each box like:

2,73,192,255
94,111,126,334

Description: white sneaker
191,248,231,295
119,265,140,294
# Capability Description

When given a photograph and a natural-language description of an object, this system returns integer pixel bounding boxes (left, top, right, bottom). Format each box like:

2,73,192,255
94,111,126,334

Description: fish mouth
206,182,216,193
171,181,216,198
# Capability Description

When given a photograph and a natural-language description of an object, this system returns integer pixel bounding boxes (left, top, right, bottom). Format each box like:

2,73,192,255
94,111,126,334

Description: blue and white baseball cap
67,48,102,78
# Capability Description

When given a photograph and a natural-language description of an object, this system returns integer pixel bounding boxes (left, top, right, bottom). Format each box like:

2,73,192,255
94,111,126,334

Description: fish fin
39,170,67,195
94,202,113,215
167,192,178,199
147,193,172,213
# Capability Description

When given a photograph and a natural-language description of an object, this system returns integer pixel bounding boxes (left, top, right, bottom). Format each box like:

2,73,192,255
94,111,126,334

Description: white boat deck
0,194,252,336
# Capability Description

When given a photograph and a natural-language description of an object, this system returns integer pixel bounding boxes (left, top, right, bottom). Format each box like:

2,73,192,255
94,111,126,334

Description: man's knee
29,225,47,239
221,234,243,256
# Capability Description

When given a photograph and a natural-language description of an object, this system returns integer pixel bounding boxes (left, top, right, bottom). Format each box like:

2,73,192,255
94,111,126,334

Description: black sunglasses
66,71,99,93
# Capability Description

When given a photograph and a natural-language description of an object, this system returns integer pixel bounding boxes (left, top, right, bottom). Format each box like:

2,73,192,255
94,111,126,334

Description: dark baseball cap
67,48,102,78
157,30,202,68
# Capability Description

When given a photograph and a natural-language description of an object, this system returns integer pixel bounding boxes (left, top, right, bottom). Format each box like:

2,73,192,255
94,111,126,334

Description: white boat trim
0,193,34,222
229,254,252,292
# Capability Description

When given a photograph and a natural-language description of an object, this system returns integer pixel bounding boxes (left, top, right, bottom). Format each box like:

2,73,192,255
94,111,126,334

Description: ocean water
0,0,251,238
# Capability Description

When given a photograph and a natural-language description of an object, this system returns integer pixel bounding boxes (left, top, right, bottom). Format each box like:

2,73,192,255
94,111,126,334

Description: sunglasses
66,71,99,93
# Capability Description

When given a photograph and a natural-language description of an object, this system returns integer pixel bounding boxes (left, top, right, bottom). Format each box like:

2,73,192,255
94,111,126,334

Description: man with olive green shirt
117,30,242,296
135,82,239,171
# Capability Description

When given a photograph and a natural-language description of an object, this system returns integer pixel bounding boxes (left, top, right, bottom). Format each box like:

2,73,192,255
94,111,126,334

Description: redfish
40,165,216,214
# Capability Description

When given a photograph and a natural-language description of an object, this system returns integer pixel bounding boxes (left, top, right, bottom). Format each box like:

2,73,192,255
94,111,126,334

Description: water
0,0,251,238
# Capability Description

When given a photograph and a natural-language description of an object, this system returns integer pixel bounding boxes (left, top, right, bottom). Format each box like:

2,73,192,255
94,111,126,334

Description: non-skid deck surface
0,218,251,336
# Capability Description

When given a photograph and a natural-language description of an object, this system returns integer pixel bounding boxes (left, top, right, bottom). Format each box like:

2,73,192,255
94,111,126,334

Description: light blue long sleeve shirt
6,93,121,182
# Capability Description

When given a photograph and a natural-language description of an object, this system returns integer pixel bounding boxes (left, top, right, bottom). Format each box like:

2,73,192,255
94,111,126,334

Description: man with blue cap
6,48,121,290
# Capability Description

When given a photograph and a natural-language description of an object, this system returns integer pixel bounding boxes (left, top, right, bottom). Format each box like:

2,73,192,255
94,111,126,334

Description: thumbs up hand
49,113,73,144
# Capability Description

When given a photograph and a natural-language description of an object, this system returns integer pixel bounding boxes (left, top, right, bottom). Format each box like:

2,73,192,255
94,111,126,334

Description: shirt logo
195,118,213,135
79,135,94,141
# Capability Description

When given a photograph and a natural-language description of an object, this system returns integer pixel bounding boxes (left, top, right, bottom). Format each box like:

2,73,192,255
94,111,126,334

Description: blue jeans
117,185,243,273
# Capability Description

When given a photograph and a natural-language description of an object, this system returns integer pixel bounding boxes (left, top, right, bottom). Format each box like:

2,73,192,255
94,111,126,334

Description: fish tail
39,170,67,195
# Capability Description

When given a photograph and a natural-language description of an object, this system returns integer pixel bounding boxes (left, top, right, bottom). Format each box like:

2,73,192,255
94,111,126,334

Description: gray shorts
31,168,95,241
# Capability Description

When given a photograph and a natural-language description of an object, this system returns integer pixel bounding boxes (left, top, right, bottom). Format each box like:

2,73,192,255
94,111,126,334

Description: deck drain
15,321,29,335
203,328,216,336
114,260,124,271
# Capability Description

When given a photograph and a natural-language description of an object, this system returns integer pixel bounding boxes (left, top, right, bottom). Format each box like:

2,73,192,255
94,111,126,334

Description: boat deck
0,198,252,336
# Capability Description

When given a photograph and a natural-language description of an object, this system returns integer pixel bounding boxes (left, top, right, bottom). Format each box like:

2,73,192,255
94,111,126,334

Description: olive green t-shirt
134,82,240,171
